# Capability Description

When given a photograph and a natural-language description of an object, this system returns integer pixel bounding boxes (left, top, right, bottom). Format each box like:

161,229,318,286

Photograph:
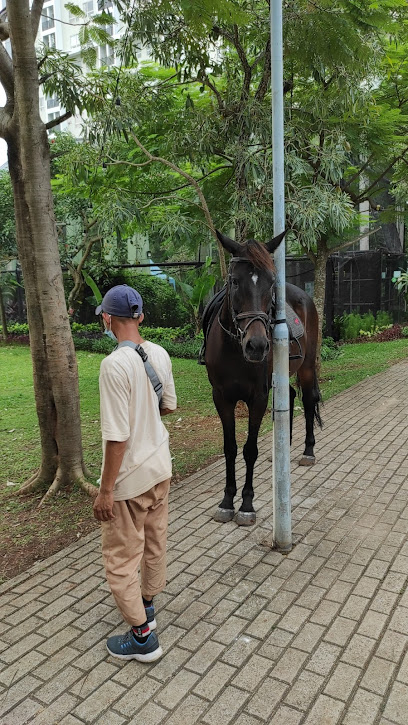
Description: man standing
93,284,177,662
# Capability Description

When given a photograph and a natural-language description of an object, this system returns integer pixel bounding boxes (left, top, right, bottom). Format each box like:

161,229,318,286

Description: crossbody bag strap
117,341,163,406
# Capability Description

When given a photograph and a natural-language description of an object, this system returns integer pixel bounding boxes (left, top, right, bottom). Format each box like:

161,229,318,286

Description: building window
48,112,61,133
83,1,94,16
99,44,114,66
43,32,56,48
42,6,54,32
47,97,59,109
70,34,80,49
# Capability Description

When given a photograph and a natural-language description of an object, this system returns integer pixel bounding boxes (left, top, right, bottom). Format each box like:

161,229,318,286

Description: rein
218,256,274,342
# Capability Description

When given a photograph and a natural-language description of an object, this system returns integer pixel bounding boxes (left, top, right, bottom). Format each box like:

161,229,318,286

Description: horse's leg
212,391,238,523
289,384,296,444
235,397,268,526
298,367,322,466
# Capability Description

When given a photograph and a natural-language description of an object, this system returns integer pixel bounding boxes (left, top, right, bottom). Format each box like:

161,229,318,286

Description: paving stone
178,621,217,652
342,688,383,724
278,605,310,633
361,656,396,695
246,609,279,639
127,702,168,725
194,661,236,700
73,679,127,720
383,681,408,725
0,674,42,715
310,599,341,626
0,633,44,664
324,662,360,701
376,630,408,663
268,704,304,725
357,610,388,639
94,712,126,725
155,668,200,709
341,634,376,668
0,649,46,687
324,616,356,646
303,694,344,724
291,622,324,653
339,594,369,620
186,640,225,674
0,696,43,725
221,635,259,667
201,684,249,725
70,661,119,698
28,693,79,725
146,645,190,683
284,669,324,710
161,693,207,725
246,678,288,721
36,625,81,656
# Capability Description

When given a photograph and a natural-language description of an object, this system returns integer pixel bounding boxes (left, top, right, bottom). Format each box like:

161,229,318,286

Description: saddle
198,286,304,364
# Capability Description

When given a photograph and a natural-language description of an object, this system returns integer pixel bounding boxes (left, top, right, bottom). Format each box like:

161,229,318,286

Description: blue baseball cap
95,285,143,317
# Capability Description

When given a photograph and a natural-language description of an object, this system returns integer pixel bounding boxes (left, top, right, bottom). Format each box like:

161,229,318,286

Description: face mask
104,329,117,342
103,315,117,342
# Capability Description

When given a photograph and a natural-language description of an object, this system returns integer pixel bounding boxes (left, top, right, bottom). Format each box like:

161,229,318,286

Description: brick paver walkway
1,358,408,725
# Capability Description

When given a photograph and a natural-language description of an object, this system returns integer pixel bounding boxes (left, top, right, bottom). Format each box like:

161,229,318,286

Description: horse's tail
297,369,323,429
312,370,323,429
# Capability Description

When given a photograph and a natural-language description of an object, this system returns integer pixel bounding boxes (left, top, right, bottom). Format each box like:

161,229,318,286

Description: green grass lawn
0,337,407,581
1,338,408,486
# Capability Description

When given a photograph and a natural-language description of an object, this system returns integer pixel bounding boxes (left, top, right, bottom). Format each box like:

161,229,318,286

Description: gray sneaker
106,630,162,662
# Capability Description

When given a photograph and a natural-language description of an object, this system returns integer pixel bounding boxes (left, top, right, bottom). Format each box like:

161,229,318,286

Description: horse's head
216,230,285,363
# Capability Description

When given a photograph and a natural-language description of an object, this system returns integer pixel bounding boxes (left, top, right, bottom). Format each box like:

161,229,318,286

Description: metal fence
2,251,408,330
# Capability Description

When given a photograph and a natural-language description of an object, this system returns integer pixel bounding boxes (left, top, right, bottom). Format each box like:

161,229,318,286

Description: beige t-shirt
99,341,177,500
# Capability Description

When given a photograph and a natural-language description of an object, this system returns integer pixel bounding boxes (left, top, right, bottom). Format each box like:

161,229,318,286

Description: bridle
218,256,274,343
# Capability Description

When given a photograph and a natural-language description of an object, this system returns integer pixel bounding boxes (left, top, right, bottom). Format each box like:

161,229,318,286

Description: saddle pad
286,303,304,341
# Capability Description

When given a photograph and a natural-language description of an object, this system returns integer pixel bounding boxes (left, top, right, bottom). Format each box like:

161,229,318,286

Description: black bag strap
117,341,163,406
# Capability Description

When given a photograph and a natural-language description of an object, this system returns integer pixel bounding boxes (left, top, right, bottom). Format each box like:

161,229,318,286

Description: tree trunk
6,1,95,503
312,239,329,375
0,281,8,340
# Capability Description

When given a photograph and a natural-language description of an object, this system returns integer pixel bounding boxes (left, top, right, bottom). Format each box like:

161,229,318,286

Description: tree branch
0,41,14,98
128,131,227,278
331,226,382,253
0,106,11,139
342,154,374,191
232,24,252,101
254,38,271,102
0,22,9,41
46,111,72,130
357,149,408,202
31,0,44,39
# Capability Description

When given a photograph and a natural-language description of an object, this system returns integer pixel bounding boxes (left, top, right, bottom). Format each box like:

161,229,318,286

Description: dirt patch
0,488,99,582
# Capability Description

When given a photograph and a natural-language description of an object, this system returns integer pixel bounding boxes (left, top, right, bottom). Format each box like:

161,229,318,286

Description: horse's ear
265,230,286,254
216,230,242,256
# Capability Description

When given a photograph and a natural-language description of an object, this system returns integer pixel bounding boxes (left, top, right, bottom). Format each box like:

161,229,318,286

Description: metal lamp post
270,0,292,552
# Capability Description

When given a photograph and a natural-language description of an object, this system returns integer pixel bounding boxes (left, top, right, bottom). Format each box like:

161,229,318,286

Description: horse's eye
231,278,239,287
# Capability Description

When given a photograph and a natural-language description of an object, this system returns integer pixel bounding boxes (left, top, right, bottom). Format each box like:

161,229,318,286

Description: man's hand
93,492,116,522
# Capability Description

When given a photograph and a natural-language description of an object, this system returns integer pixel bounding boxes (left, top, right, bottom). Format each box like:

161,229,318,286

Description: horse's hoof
213,507,235,523
235,510,256,526
299,455,315,466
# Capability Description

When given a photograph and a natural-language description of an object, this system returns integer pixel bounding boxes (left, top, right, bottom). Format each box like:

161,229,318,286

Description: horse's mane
241,239,275,271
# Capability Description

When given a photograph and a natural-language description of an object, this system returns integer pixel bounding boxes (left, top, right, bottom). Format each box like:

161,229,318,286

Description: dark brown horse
203,230,322,526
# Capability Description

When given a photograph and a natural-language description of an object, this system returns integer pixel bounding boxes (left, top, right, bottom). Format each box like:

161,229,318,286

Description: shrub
321,337,342,361
373,324,403,342
338,311,394,341
402,327,408,338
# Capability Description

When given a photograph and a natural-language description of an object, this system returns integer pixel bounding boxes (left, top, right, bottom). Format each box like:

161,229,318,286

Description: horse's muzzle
243,335,270,362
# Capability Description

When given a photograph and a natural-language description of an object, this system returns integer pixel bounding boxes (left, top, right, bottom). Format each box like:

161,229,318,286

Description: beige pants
101,478,170,625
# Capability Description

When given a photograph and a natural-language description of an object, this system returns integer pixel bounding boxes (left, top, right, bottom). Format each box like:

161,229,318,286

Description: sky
0,85,6,166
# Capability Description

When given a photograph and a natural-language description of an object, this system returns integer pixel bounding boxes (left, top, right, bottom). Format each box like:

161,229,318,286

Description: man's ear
138,312,144,325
